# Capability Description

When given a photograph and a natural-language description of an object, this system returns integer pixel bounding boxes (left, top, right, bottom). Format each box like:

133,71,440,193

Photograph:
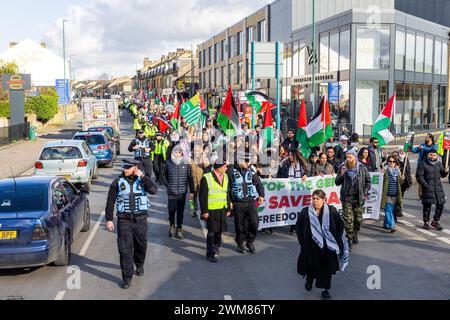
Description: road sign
56,79,70,105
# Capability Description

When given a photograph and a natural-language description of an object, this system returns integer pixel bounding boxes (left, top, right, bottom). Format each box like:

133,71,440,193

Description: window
329,32,339,72
247,27,253,53
52,183,68,213
320,34,329,73
214,44,218,63
285,43,292,78
222,40,226,61
395,82,405,133
439,86,447,125
443,42,448,75
404,82,414,130
395,29,405,70
203,50,206,68
221,66,224,87
423,83,432,125
405,32,415,71
258,20,266,42
199,52,202,69
208,47,212,65
434,39,442,74
415,34,425,73
425,37,433,73
208,70,212,88
62,181,77,203
40,146,82,160
357,26,390,70
238,32,244,56
412,83,423,125
237,62,243,84
340,29,350,71
228,37,233,58
0,186,48,213
228,64,234,85
82,142,91,156
199,73,202,89
293,42,300,77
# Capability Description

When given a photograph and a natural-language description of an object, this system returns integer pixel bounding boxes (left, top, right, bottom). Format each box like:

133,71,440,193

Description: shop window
395,29,405,70
320,34,329,73
340,29,350,71
357,26,390,70
434,39,442,75
425,37,433,73
405,32,415,72
415,34,425,73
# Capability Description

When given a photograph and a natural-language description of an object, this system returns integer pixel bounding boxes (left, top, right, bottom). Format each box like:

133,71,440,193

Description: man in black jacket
326,146,341,174
128,130,155,179
161,145,194,240
229,154,265,254
282,129,300,153
335,150,371,251
105,159,158,289
416,151,449,231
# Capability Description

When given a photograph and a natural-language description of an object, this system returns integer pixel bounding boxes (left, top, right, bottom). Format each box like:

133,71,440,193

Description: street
0,111,449,301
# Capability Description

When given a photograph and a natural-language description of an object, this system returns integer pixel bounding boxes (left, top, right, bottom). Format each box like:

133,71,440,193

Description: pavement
0,111,449,300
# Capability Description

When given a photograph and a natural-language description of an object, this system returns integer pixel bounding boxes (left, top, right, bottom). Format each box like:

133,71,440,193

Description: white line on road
224,295,233,300
442,229,450,236
79,210,105,257
437,237,450,245
54,291,66,300
151,202,167,209
416,228,438,237
401,212,415,219
398,220,415,228
395,225,427,241
21,167,34,177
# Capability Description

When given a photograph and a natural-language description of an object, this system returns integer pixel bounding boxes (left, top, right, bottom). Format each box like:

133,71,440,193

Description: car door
62,181,84,236
82,142,96,174
53,182,75,244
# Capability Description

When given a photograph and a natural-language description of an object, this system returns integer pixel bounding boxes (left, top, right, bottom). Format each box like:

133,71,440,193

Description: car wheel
81,202,91,232
92,165,99,180
54,230,71,266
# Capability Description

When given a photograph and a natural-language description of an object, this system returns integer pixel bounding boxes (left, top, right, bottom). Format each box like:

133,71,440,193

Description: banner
257,173,383,230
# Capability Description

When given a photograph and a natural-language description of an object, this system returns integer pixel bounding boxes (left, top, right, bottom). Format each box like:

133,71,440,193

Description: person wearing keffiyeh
296,190,349,300
335,149,371,251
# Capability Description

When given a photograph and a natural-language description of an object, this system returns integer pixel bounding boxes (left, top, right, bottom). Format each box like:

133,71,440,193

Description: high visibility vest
145,126,157,138
204,172,229,211
438,133,445,157
133,118,141,130
116,177,149,214
152,140,169,161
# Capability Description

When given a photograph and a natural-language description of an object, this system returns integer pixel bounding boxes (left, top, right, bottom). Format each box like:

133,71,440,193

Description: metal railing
0,122,30,146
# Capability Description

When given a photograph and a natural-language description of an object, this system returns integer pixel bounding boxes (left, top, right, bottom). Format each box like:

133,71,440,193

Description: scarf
346,161,360,183
387,166,400,177
289,162,303,178
428,158,440,166
316,163,327,174
308,204,349,272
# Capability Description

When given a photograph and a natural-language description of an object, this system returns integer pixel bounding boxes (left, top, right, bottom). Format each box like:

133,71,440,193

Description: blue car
0,177,90,269
73,131,116,168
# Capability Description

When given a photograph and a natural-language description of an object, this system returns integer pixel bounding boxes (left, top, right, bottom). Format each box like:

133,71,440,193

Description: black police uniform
128,134,155,179
228,165,265,252
105,159,158,288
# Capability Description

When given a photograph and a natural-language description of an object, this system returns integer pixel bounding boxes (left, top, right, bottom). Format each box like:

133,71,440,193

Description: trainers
168,225,175,238
389,228,397,234
321,290,332,300
121,279,131,290
207,256,218,263
135,268,144,277
423,222,431,230
176,228,184,240
431,221,443,231
305,278,313,292
236,244,245,254
246,242,256,254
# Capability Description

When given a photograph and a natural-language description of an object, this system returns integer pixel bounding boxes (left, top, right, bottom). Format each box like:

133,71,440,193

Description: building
0,39,71,88
197,6,270,108
198,0,450,135
136,49,199,98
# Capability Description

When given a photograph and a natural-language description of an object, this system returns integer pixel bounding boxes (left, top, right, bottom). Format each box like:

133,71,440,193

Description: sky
0,0,269,80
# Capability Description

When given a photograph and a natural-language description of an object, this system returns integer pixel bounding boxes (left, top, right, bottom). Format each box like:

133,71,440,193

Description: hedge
0,100,9,118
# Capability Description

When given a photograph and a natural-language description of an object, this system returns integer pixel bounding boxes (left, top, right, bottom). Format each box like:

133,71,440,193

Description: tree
0,60,19,101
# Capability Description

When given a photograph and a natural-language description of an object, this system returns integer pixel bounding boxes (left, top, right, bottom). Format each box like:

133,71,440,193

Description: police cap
123,159,141,169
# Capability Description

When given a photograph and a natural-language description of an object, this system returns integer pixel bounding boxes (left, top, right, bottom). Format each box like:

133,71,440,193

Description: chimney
9,42,18,48
40,42,47,48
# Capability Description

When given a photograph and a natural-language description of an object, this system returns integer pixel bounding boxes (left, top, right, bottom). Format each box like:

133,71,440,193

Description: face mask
171,135,179,142
172,154,183,165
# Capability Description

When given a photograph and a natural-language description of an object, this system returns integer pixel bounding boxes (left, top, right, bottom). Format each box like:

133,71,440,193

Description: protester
335,135,349,163
412,133,438,165
311,153,335,177
326,146,341,174
381,156,404,231
358,147,376,172
368,137,385,172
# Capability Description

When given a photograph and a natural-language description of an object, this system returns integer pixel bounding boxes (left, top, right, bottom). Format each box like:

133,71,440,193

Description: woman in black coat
416,151,449,231
296,190,348,300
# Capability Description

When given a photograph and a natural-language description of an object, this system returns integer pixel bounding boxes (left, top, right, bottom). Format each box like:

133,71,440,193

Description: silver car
34,140,98,191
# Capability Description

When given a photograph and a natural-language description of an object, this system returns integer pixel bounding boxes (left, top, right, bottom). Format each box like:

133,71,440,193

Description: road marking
437,237,450,245
79,210,105,257
395,226,427,241
398,220,415,228
442,229,450,236
151,202,167,209
224,295,233,300
21,167,34,177
401,212,415,219
416,228,438,237
54,291,66,300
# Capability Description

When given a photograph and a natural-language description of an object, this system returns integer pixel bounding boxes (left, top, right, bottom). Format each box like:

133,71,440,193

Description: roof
108,77,131,88
0,39,70,87
0,176,57,189
42,140,85,148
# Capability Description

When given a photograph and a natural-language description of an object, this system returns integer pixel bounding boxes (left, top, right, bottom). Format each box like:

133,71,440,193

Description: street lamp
62,19,67,124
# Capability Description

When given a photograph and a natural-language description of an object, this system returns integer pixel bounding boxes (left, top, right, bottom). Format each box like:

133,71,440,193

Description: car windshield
0,186,49,213
40,147,82,160
88,127,114,136
74,135,105,145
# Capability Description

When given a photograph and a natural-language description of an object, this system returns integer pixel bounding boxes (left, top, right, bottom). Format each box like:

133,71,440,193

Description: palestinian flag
259,102,274,152
170,101,180,130
296,100,311,158
158,117,172,133
217,86,240,137
199,94,209,128
161,96,167,105
372,93,395,147
180,93,201,126
246,91,273,114
306,95,333,148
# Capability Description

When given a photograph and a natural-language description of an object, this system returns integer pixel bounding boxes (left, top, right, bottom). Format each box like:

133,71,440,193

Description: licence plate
0,231,17,240
59,175,71,180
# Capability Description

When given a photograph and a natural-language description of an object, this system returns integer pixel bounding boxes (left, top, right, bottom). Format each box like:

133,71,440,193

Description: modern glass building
271,0,450,135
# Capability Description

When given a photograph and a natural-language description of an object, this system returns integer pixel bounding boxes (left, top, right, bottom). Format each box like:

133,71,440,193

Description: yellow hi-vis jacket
204,172,229,211
133,118,141,130
437,132,445,157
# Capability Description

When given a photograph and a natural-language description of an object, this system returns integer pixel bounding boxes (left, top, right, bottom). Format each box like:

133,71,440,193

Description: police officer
152,132,170,184
105,159,158,289
229,153,265,254
128,130,155,180
200,162,231,263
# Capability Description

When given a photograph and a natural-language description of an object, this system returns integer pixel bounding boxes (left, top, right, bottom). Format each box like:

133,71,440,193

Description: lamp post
62,19,67,124
312,0,316,115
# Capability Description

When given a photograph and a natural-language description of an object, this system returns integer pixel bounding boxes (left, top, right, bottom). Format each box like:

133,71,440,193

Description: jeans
168,194,186,229
384,202,396,229
423,203,444,223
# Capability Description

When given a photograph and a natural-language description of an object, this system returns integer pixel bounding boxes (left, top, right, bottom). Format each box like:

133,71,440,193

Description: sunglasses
388,160,396,163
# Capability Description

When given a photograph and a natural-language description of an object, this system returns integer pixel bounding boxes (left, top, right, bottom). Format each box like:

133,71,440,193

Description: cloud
44,0,269,80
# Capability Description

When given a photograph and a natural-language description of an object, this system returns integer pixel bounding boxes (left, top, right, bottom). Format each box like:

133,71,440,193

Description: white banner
257,173,384,230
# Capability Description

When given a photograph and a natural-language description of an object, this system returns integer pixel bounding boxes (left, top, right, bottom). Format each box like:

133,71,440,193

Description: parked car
87,126,121,155
35,140,98,191
73,131,115,168
0,177,90,269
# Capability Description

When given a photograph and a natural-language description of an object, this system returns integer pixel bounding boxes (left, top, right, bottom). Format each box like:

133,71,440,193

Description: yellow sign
177,80,185,90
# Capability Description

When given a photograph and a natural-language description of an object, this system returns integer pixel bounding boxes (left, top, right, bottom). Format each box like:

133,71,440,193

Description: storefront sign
291,72,338,85
257,174,383,230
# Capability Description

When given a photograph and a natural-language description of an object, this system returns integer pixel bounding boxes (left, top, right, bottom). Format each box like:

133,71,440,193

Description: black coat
296,206,344,278
335,163,372,206
416,159,448,205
